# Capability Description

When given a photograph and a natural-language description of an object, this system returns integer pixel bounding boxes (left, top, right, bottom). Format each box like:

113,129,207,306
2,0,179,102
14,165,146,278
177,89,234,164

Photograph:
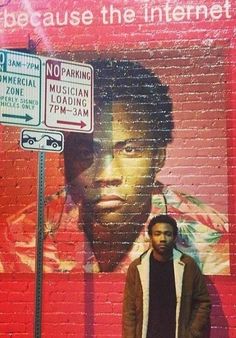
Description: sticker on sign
20,129,64,153
44,59,94,133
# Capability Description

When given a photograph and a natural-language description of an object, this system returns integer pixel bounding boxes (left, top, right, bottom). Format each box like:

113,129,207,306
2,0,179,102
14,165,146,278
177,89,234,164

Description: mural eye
124,145,135,153
122,142,144,157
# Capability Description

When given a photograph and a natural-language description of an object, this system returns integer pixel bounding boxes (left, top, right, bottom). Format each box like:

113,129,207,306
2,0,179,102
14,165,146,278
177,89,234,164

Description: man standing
122,214,211,338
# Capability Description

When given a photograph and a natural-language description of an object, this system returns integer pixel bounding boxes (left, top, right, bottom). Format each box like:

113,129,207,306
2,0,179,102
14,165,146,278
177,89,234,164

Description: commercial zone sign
0,49,94,133
0,50,41,126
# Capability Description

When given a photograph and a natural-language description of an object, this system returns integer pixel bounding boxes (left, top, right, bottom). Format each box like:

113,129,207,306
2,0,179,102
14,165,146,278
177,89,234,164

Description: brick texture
0,0,236,337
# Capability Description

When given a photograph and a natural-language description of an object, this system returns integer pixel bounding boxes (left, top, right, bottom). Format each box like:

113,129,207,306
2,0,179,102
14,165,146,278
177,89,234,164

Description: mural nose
94,154,123,187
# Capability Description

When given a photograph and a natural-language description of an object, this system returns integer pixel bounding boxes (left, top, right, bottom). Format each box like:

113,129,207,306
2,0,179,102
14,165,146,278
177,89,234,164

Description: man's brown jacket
122,249,211,338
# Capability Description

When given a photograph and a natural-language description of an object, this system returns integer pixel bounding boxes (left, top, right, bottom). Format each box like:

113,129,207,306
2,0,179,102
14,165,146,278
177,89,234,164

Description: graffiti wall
0,0,235,337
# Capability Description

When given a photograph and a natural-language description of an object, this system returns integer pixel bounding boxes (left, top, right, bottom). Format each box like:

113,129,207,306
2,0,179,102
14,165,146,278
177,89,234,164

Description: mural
0,51,230,274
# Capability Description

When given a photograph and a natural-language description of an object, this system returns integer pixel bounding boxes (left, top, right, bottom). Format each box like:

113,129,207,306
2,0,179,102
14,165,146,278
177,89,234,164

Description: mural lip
94,194,126,210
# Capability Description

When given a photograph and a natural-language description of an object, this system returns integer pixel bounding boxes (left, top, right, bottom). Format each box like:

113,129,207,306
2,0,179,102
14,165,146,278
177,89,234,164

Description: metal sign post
34,151,45,338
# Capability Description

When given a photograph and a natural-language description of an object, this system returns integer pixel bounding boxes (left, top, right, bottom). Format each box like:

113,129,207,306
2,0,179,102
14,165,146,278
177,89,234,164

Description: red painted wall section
0,0,236,337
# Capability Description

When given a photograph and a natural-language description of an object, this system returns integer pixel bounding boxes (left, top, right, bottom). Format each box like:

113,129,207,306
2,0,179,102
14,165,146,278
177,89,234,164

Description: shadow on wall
206,277,229,338
82,275,229,338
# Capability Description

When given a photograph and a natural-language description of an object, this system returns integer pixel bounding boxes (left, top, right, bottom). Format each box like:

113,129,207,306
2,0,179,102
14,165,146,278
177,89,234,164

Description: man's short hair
148,214,178,238
89,59,173,147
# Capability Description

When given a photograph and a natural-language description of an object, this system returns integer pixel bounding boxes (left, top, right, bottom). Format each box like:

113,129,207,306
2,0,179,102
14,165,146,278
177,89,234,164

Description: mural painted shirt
1,185,230,275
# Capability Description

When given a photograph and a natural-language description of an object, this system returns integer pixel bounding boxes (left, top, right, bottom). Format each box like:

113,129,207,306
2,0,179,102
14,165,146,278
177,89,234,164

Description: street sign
0,50,41,127
0,49,94,134
44,58,93,133
20,129,64,153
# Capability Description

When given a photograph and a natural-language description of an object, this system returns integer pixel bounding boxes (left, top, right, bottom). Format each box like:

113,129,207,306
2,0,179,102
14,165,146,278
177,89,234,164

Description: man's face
65,101,165,229
150,222,176,257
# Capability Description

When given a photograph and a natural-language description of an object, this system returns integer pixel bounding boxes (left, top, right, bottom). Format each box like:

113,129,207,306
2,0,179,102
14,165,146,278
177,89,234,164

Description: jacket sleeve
122,262,138,338
187,261,211,338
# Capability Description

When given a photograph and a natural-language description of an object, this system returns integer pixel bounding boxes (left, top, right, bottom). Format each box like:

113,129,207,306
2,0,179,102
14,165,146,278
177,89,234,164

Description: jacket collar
139,247,184,265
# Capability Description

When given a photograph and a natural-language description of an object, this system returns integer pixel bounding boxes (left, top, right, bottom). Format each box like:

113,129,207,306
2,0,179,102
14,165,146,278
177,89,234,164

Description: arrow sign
2,113,33,122
57,120,86,128
44,58,93,133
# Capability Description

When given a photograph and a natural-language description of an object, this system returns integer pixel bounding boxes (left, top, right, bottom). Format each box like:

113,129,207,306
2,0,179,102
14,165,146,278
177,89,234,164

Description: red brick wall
0,0,236,337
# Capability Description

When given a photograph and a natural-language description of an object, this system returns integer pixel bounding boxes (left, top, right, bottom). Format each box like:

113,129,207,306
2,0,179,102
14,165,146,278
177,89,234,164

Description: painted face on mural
64,101,165,230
